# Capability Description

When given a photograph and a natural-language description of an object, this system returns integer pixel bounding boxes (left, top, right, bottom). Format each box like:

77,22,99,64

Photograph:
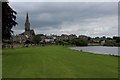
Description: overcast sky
9,1,118,37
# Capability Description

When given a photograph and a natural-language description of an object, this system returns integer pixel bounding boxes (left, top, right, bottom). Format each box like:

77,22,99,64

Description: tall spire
25,12,30,32
26,12,29,23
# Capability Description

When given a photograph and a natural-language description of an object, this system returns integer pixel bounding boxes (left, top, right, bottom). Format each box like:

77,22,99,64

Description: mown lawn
2,46,118,78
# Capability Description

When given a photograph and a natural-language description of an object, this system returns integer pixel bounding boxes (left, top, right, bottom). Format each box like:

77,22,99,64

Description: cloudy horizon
9,2,118,37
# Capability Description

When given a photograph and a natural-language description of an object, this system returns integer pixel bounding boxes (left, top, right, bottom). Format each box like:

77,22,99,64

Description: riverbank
3,46,118,78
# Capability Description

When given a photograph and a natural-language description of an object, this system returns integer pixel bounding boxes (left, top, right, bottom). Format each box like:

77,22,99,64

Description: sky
8,0,118,37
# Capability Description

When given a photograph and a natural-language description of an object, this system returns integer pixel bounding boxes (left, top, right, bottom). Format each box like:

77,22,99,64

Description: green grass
2,46,118,78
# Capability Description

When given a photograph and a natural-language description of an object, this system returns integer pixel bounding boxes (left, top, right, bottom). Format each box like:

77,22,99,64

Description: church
13,13,35,43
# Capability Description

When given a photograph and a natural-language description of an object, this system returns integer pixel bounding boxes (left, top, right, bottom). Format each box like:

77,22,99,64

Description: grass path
2,46,118,78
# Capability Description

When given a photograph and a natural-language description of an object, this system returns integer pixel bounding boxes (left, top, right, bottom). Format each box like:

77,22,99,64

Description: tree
33,35,41,44
2,1,17,40
71,38,88,46
113,36,120,43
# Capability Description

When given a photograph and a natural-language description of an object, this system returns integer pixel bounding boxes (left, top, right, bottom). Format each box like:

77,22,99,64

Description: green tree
33,35,41,44
71,38,88,46
2,2,17,40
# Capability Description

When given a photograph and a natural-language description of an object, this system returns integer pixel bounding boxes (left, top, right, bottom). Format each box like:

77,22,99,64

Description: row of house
12,13,119,46
34,34,78,43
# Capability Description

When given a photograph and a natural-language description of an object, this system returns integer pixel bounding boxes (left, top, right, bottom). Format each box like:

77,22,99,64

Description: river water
70,46,119,56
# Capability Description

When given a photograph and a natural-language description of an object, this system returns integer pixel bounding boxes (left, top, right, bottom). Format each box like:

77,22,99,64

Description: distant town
2,13,120,48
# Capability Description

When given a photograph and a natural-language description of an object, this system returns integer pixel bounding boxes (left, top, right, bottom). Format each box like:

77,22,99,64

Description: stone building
56,34,77,41
56,34,69,41
13,13,35,43
68,34,77,40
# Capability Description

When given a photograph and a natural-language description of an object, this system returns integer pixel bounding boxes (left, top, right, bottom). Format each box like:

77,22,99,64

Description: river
70,46,119,56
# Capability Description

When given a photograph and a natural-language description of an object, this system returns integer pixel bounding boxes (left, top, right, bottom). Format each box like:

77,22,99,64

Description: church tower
25,12,30,32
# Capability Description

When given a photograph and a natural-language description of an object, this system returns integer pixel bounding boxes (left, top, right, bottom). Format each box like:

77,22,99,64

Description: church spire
26,12,29,23
25,12,30,32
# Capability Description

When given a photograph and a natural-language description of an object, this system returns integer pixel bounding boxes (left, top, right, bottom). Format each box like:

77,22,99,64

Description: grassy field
2,46,118,78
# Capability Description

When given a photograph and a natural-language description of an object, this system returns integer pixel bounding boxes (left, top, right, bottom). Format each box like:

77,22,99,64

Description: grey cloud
10,2,118,37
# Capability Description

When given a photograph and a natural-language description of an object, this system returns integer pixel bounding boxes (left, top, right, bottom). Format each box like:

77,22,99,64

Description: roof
30,29,35,35
19,29,35,36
